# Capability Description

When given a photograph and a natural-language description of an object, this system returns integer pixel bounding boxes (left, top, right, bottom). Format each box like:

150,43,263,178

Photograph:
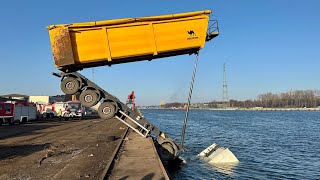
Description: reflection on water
141,109,320,179
211,162,239,176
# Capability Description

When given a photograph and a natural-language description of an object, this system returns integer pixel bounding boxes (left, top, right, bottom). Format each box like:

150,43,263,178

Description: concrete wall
29,96,50,104
49,95,65,103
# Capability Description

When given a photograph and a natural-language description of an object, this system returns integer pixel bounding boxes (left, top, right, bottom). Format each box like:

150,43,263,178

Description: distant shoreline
140,107,320,111
207,108,320,111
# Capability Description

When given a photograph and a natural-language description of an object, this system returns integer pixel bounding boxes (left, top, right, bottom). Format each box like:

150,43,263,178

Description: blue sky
0,0,319,105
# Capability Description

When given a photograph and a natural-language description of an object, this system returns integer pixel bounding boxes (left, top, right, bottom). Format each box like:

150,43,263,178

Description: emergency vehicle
36,102,56,118
36,101,84,119
52,101,84,118
0,102,37,125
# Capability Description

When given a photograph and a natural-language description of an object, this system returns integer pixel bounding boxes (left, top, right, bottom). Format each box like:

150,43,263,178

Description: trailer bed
48,10,218,71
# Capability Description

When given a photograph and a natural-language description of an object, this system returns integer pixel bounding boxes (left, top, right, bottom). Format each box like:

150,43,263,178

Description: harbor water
141,109,320,179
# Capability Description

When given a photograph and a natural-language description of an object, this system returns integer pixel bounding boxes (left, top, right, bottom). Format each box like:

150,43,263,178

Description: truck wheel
158,139,179,161
98,102,116,120
22,117,27,123
9,119,14,126
61,77,79,95
80,90,98,107
49,113,54,118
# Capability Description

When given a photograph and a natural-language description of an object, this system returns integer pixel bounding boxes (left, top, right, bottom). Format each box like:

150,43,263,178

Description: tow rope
180,52,199,150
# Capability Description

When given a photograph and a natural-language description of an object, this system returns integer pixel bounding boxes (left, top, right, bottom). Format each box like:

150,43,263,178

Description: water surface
141,109,320,179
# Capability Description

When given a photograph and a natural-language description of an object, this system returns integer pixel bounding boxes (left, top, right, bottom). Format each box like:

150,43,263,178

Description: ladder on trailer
115,110,150,138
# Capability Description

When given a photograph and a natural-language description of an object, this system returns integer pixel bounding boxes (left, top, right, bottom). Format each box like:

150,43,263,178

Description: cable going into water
180,53,199,150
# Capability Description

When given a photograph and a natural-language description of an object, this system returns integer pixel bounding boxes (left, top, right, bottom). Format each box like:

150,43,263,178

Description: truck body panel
48,10,217,71
13,105,37,122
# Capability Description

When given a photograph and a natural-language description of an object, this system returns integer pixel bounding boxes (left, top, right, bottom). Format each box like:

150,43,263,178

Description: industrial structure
222,63,229,106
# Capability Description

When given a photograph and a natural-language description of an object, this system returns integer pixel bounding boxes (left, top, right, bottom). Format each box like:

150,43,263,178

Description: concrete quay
108,131,169,180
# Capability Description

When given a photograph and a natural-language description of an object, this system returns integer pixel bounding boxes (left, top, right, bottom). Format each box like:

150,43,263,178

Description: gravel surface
0,117,126,180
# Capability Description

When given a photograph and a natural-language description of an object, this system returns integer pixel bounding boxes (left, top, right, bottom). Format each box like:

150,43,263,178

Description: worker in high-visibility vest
57,109,62,122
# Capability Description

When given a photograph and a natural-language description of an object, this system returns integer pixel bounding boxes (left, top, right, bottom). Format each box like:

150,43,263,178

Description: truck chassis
53,72,180,161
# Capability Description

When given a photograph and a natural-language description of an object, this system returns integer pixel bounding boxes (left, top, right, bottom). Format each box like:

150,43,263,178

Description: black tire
79,89,99,107
8,119,14,126
21,117,27,123
46,113,51,118
49,113,54,118
61,77,80,95
98,102,116,120
158,139,179,161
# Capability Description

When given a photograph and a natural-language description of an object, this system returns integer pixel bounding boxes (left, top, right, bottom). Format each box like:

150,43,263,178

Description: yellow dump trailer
47,10,219,71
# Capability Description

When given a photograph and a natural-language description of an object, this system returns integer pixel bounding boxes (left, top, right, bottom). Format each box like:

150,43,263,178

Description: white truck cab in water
198,143,239,164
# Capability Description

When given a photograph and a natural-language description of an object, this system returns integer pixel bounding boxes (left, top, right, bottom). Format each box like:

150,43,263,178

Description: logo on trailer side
187,30,198,40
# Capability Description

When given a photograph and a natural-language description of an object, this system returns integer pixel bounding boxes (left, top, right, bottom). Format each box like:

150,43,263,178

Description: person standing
57,109,62,122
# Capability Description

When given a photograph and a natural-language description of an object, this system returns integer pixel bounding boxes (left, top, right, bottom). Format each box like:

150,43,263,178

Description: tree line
162,89,320,109
229,90,320,108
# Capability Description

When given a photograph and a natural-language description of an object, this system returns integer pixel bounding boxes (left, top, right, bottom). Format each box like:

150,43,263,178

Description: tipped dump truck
48,10,219,161
48,10,218,72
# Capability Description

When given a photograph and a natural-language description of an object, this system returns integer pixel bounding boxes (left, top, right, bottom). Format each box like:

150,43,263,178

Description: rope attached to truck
180,53,199,150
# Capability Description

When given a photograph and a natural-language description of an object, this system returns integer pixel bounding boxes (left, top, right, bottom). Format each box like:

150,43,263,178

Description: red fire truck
0,102,37,125
36,101,84,119
36,102,56,118
52,101,84,118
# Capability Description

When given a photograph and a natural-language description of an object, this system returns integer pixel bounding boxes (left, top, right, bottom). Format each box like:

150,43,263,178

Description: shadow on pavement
0,124,56,141
0,143,49,160
0,115,100,141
